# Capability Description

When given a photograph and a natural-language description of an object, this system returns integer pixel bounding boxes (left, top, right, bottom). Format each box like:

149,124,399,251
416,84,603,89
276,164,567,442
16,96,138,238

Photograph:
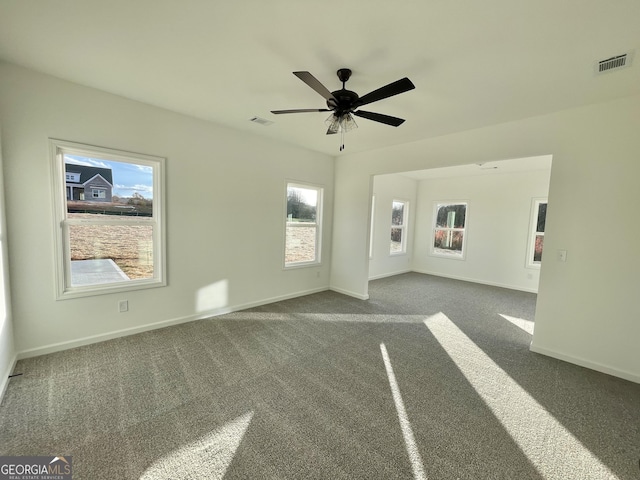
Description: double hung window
527,199,547,267
51,139,166,299
432,202,468,259
285,182,323,267
390,200,408,254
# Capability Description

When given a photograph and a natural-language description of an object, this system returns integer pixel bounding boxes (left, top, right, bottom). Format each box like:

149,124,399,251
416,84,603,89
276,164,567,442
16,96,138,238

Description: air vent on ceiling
595,52,633,75
249,116,274,126
476,163,498,170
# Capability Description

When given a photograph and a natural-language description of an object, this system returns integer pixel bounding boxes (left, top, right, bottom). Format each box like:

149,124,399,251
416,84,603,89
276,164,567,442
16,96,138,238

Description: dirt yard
69,214,153,279
285,225,317,264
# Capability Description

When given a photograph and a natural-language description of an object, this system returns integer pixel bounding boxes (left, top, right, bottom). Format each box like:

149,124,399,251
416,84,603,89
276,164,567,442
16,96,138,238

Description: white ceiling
1,1,639,157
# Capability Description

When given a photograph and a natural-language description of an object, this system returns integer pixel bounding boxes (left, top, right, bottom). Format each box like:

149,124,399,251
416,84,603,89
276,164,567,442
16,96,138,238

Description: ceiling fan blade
356,77,415,107
293,71,337,103
353,110,406,127
271,108,332,114
326,128,338,135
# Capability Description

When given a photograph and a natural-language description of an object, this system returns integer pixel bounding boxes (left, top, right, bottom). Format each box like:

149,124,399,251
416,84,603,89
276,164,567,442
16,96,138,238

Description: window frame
430,201,469,260
50,139,167,299
283,180,323,269
390,199,409,256
369,195,376,260
526,198,547,269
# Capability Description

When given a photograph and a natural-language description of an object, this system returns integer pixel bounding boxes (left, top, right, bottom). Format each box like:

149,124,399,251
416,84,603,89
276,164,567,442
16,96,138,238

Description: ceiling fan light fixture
325,113,358,151
325,113,358,134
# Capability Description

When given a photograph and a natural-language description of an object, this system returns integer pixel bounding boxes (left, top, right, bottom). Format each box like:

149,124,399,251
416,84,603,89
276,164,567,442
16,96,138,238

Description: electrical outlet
118,300,128,313
557,250,568,262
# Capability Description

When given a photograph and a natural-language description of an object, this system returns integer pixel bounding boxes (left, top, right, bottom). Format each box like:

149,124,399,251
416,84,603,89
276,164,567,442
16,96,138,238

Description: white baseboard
227,286,329,312
530,343,640,384
368,269,411,281
17,315,206,360
17,286,330,360
0,353,18,402
412,269,538,294
329,286,369,300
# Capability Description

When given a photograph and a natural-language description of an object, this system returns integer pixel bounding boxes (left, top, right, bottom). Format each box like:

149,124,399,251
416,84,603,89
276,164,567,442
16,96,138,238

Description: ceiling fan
271,69,415,150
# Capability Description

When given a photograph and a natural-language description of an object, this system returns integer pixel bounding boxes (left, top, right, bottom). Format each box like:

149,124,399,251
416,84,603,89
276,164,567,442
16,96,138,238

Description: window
285,182,323,267
390,200,408,254
527,199,547,267
50,139,166,299
369,195,375,259
432,202,467,259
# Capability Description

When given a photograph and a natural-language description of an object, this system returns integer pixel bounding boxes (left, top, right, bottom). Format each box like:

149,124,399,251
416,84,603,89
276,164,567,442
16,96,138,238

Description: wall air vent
249,116,275,126
595,52,633,75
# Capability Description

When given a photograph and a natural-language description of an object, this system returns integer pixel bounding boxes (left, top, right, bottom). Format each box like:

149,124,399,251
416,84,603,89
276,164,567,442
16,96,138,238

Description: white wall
368,174,417,279
0,62,334,356
412,169,551,292
0,130,16,399
330,94,640,383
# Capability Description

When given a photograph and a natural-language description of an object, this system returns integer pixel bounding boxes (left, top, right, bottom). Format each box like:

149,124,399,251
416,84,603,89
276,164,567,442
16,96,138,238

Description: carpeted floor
1,273,639,479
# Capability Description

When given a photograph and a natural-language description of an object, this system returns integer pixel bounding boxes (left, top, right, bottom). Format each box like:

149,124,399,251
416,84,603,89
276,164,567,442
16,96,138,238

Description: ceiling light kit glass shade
325,113,358,151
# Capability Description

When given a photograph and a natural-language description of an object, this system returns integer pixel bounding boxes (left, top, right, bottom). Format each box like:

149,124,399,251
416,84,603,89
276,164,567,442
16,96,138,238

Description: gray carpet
1,273,639,479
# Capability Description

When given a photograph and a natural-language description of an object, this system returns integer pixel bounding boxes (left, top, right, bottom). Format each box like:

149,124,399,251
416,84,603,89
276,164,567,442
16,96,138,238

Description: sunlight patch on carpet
499,313,534,335
141,411,253,480
424,312,617,479
380,343,428,480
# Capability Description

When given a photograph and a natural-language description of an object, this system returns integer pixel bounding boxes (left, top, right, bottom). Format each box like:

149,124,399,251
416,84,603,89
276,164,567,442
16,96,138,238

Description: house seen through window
285,182,323,267
51,139,165,298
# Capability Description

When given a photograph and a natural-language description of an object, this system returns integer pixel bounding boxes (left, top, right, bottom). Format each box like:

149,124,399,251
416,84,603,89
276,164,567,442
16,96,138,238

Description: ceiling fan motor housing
328,89,359,115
